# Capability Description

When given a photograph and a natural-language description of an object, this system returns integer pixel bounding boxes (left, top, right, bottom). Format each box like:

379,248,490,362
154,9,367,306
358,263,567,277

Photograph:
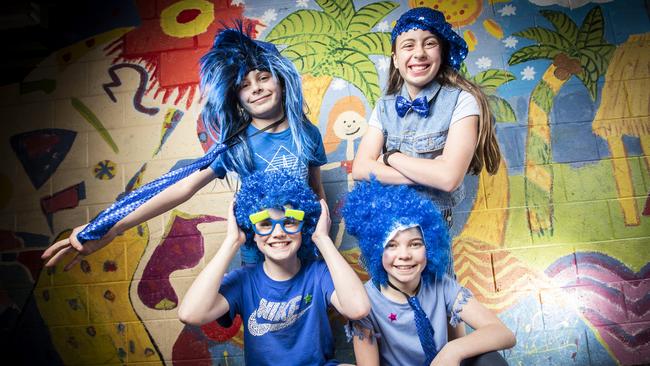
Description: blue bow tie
395,95,429,118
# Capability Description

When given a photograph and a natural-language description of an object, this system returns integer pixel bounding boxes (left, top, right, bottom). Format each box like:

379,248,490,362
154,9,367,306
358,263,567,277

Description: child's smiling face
254,207,302,263
392,29,443,98
237,70,284,121
382,226,427,290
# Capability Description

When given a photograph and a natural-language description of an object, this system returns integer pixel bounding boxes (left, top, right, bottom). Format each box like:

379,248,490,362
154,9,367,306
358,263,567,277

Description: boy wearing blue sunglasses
178,171,370,365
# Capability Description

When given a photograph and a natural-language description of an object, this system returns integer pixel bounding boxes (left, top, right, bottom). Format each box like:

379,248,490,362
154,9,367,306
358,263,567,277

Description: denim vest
377,81,465,209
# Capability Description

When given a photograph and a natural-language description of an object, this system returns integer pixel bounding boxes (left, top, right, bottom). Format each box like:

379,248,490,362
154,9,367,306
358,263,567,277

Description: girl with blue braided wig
343,180,514,366
178,171,369,366
42,24,327,270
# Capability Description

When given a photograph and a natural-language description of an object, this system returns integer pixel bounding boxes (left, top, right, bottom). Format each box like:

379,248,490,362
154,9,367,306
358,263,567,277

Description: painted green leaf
489,95,517,123
349,33,392,55
348,1,398,33
282,42,330,74
473,69,516,89
531,79,555,115
508,45,564,65
459,63,470,78
316,0,355,28
71,98,119,153
540,10,579,43
514,28,573,49
266,10,340,45
331,50,381,105
576,6,605,48
579,48,610,76
576,52,600,100
582,44,615,72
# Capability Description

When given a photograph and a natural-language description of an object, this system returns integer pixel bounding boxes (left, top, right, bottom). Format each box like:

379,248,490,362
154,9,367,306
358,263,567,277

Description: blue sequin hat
391,7,468,70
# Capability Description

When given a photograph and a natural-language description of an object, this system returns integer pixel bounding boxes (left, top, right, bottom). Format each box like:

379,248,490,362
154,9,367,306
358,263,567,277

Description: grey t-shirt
352,276,472,366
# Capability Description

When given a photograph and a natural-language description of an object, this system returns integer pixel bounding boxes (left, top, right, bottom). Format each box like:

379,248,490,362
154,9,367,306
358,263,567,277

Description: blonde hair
386,41,501,175
323,96,366,153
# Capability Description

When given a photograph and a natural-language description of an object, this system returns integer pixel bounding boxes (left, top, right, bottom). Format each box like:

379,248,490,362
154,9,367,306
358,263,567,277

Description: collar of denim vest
399,80,442,106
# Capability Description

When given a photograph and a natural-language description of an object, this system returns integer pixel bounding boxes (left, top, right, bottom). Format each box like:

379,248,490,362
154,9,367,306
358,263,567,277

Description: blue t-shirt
219,260,338,365
209,122,327,180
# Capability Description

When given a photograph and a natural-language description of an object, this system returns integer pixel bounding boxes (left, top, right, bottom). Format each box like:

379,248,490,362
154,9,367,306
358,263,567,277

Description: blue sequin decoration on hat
77,144,229,243
391,7,468,70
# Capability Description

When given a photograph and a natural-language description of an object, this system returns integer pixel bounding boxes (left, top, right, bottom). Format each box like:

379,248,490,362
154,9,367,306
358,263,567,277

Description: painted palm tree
459,64,517,123
266,0,398,123
508,6,615,237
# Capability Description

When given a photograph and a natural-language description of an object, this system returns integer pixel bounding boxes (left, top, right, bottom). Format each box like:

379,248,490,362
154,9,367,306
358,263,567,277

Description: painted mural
0,0,648,365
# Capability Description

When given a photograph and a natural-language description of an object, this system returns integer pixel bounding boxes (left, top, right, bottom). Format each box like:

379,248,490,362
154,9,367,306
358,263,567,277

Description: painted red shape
137,214,223,309
40,182,86,214
172,326,212,365
643,193,650,216
105,0,257,109
177,9,201,24
16,249,45,281
201,315,242,342
0,231,22,251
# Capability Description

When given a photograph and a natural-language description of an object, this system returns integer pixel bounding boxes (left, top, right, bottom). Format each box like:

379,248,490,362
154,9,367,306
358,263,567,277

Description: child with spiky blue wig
43,24,327,270
179,171,370,366
343,180,514,366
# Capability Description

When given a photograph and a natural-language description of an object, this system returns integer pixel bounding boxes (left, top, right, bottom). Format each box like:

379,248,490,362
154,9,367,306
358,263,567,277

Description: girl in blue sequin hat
352,7,502,228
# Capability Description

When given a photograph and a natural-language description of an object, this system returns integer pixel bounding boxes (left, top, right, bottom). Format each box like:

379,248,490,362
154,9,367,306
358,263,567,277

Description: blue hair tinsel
342,179,451,286
391,7,468,70
234,171,321,262
199,23,317,177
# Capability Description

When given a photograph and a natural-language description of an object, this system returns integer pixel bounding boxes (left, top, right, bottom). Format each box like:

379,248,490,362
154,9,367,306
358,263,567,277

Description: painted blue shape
496,124,526,174
168,159,196,172
552,122,602,167
552,81,597,124
622,135,643,156
501,295,616,365
10,129,77,189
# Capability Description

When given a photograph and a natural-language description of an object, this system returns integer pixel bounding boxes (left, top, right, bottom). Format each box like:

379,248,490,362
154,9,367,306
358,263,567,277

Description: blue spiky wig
199,23,317,177
342,179,451,286
234,171,321,261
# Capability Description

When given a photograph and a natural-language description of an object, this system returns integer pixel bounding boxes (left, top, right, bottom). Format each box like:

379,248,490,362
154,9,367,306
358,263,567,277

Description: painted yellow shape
483,19,504,39
155,298,178,310
35,285,88,326
609,138,640,225
463,30,478,52
457,160,509,246
161,0,214,38
528,102,551,129
88,282,140,323
409,0,483,27
36,226,162,364
49,324,127,365
592,34,650,225
302,74,333,125
526,164,552,192
625,78,650,117
127,322,164,363
56,27,132,70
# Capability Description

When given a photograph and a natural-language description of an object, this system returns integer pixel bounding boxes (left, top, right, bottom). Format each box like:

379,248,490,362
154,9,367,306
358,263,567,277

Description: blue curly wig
342,179,451,286
234,171,321,261
199,22,317,177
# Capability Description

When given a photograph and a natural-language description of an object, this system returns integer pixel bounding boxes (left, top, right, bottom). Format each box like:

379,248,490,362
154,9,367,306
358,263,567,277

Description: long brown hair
385,39,501,175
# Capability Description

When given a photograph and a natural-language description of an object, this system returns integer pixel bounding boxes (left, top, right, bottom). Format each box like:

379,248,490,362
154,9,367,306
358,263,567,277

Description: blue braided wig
342,179,451,286
199,23,316,177
234,171,321,261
